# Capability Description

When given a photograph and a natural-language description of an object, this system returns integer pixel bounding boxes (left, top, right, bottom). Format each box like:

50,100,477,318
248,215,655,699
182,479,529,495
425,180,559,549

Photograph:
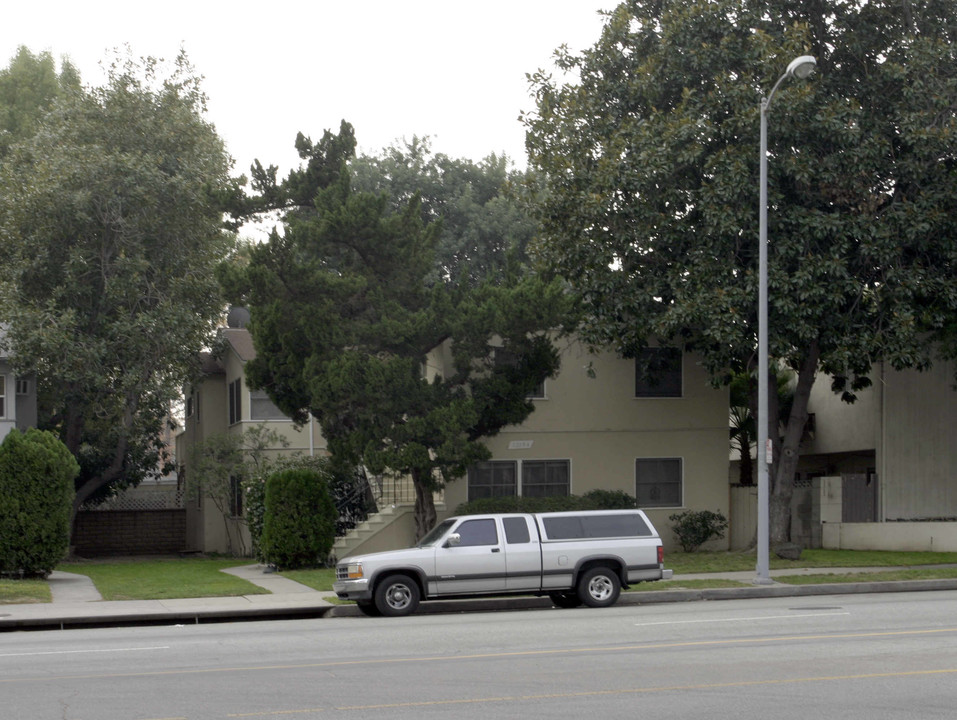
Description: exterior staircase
331,472,445,560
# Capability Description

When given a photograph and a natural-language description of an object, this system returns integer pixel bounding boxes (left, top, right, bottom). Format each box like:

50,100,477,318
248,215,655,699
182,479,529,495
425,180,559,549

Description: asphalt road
3,590,957,719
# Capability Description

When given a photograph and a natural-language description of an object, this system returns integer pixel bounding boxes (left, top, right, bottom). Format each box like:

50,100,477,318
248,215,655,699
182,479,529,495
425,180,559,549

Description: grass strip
629,578,749,592
278,568,336,592
775,567,957,585
665,549,957,575
59,558,268,601
0,578,52,604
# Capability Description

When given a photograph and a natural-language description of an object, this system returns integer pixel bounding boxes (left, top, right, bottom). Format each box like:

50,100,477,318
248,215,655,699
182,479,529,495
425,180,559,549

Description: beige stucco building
798,358,957,551
177,327,731,556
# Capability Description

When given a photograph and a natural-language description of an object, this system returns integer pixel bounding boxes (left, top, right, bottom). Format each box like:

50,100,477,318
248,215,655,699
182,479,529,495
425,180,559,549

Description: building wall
444,341,731,550
176,339,332,555
801,373,880,456
881,360,957,520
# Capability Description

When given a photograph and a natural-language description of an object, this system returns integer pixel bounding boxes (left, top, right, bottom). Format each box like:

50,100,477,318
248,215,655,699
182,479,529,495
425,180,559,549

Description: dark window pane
468,461,516,501
522,460,569,497
581,513,651,538
503,517,530,544
635,347,682,397
541,516,584,540
456,519,498,546
635,458,683,507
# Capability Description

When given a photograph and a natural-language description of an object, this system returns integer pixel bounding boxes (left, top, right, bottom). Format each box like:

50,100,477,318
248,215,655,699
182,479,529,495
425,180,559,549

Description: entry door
434,518,507,595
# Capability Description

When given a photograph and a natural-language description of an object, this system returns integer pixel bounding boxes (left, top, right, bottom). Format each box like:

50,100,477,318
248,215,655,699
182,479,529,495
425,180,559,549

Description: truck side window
503,517,531,544
456,519,498,546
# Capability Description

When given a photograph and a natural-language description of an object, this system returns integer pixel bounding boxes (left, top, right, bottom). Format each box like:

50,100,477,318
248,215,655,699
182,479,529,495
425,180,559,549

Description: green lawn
665,549,957,575
58,557,268,601
0,578,51,604
1,549,954,606
277,568,336,592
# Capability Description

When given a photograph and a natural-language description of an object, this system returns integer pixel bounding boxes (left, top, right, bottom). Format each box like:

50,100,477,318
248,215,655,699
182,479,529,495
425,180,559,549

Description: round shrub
260,466,337,569
0,429,79,577
668,509,729,552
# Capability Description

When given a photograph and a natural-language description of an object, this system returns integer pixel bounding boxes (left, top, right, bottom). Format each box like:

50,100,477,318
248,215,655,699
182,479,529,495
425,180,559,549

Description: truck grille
336,566,349,581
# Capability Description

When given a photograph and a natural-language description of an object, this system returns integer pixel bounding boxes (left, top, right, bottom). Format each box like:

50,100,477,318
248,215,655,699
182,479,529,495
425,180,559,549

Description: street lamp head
786,55,817,80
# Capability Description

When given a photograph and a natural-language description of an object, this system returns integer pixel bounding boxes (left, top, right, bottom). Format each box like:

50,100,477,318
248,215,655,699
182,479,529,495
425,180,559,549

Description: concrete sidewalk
3,564,957,632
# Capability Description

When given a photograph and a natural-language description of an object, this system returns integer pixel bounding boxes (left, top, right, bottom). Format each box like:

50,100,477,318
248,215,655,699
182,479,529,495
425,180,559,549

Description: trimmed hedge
454,489,638,516
260,467,337,569
0,429,79,577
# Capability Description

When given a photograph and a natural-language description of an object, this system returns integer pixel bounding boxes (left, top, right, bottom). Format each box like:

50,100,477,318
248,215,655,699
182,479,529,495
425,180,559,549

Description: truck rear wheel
577,566,621,608
374,574,420,617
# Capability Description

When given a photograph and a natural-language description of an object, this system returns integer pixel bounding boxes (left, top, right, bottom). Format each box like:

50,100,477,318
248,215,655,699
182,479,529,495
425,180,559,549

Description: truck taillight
657,546,664,565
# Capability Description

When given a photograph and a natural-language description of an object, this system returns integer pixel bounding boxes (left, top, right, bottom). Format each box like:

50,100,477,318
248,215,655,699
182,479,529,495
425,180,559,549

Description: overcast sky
4,1,612,179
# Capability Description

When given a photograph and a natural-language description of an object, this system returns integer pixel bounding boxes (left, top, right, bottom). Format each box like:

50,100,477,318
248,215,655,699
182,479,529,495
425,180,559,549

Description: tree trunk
768,340,820,545
410,467,438,542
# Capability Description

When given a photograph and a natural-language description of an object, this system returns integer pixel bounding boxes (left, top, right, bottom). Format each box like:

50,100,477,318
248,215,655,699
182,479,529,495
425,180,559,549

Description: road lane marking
332,668,957,710
634,611,850,626
2,628,956,684
225,667,957,715
0,646,170,658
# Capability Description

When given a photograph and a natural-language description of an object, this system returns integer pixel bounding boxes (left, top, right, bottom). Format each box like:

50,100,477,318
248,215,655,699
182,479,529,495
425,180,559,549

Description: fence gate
842,472,878,523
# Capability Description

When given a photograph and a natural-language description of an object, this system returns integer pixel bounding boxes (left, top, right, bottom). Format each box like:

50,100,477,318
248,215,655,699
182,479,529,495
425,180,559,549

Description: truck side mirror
444,533,461,548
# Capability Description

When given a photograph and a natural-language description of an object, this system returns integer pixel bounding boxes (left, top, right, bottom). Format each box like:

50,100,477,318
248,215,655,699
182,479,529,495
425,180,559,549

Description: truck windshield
416,519,456,547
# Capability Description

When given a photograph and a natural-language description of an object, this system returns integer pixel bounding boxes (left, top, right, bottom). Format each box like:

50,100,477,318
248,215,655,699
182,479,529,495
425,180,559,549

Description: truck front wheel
577,566,621,608
374,574,421,617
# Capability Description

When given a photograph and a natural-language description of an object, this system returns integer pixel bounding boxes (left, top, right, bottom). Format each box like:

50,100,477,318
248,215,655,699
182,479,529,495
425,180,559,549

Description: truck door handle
491,548,501,553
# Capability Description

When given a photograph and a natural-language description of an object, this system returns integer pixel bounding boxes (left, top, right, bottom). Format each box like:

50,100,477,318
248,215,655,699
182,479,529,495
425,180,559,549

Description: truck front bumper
332,578,373,601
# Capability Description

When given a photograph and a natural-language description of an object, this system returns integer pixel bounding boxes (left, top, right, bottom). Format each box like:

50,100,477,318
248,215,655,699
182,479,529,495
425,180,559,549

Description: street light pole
756,55,816,585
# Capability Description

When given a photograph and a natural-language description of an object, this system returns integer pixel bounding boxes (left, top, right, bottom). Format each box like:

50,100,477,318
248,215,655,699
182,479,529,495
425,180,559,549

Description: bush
668,509,729,552
260,466,337,570
579,489,638,509
454,490,638,516
0,429,79,577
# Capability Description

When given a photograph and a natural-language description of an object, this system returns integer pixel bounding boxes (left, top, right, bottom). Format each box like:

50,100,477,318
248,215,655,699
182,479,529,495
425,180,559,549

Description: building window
521,460,570,497
249,389,288,420
228,380,242,425
0,375,5,418
229,476,243,517
468,461,517,501
468,459,571,501
527,380,546,400
15,378,29,395
494,346,546,400
635,347,682,398
635,457,683,508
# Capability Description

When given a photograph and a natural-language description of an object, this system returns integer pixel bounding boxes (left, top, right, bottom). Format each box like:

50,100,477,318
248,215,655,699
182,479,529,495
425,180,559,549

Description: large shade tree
0,50,237,519
0,46,80,157
524,0,957,543
350,137,537,286
238,124,569,537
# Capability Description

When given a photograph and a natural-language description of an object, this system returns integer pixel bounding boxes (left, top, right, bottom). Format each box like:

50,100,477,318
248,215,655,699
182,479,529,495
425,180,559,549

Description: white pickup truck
332,509,672,616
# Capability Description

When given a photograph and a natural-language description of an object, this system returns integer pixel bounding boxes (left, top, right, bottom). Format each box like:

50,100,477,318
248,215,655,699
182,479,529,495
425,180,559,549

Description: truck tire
374,574,420,617
577,566,621,608
549,592,584,608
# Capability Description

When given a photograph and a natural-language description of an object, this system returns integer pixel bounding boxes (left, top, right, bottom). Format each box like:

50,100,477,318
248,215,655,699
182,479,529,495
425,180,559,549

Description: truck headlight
346,562,364,580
